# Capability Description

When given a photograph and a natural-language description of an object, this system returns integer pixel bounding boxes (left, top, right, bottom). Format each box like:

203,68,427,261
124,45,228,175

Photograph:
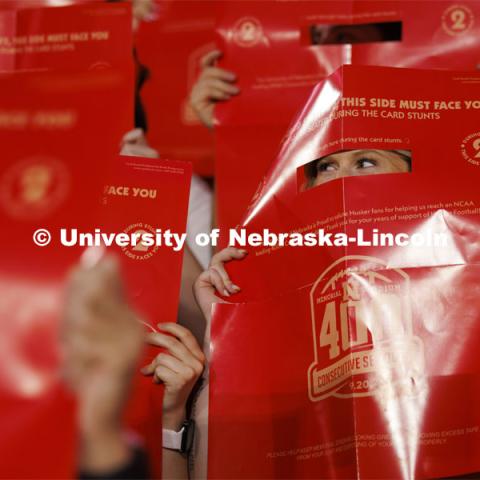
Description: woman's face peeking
308,149,410,187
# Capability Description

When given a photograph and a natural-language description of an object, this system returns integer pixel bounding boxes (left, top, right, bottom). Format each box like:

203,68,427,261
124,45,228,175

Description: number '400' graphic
319,280,406,361
308,257,422,401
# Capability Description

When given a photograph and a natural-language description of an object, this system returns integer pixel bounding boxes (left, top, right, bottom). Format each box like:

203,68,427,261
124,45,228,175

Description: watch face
181,419,196,454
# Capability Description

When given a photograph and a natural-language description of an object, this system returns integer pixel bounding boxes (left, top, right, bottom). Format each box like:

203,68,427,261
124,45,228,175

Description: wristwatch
162,419,195,454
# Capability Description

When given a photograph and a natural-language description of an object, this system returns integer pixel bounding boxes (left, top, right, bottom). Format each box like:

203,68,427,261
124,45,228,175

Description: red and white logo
308,256,424,402
121,223,159,261
442,5,474,36
232,17,264,48
0,157,69,220
461,131,480,166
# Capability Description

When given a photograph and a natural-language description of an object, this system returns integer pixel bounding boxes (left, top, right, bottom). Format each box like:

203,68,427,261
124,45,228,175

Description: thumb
200,49,222,69
193,270,227,322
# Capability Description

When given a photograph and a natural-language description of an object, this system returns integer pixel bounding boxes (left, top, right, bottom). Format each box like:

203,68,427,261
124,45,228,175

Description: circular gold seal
441,5,474,36
121,223,159,261
232,17,264,48
461,132,480,166
0,156,70,220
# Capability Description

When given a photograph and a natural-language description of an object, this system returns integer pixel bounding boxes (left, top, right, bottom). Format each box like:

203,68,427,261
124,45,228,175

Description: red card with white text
103,155,192,477
136,0,217,176
225,66,480,303
208,65,480,479
0,1,133,73
103,155,191,329
0,67,132,478
209,267,480,478
214,0,480,235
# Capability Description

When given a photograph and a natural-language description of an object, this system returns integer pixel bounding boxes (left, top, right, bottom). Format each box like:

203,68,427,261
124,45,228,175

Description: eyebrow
318,149,382,162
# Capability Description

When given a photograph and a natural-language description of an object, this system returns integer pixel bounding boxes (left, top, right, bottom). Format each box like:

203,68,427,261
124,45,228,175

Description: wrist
80,422,123,443
77,375,132,438
79,428,131,474
163,407,186,431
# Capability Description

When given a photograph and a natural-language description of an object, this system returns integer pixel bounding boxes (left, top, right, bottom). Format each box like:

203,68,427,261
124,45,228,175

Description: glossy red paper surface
103,155,192,478
136,0,217,176
0,2,133,73
208,66,480,478
209,272,480,479
227,66,480,301
0,67,132,478
214,0,480,235
103,155,191,330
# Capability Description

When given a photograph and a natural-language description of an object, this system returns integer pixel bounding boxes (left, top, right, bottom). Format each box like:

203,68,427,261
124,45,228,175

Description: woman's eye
357,158,376,168
317,162,335,172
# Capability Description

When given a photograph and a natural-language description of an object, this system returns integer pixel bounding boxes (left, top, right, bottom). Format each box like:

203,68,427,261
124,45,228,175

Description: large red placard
215,1,480,237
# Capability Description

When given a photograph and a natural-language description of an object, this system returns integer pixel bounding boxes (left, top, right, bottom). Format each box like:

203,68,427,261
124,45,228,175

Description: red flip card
103,155,191,330
0,66,132,478
226,66,480,302
0,1,133,73
214,0,480,237
136,0,217,176
209,267,480,478
103,155,192,478
207,65,480,479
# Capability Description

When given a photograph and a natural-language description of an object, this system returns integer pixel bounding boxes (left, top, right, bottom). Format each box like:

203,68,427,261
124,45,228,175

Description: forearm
162,448,189,480
178,246,206,347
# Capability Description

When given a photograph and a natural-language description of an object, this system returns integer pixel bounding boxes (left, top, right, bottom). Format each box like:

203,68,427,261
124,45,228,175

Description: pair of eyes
316,157,377,173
